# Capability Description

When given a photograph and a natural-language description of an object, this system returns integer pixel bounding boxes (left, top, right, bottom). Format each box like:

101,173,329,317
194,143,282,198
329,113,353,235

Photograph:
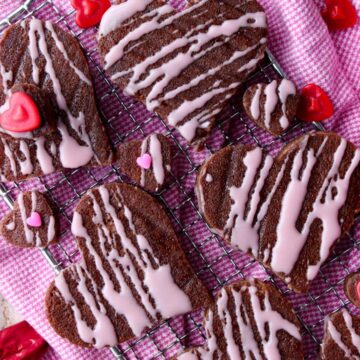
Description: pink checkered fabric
0,1,359,360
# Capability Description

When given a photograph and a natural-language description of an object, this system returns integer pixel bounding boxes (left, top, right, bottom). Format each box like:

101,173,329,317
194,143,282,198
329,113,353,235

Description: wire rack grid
0,1,360,359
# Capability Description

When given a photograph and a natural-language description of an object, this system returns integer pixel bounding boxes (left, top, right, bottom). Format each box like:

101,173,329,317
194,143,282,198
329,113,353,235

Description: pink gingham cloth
0,0,359,360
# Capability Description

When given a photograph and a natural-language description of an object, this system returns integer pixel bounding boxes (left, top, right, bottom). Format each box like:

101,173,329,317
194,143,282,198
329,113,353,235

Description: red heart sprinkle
0,92,41,132
356,280,360,301
71,0,111,29
321,0,358,31
297,84,334,122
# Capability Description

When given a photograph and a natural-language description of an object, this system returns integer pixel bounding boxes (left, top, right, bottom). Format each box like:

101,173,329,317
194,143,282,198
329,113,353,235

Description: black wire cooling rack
1,1,360,359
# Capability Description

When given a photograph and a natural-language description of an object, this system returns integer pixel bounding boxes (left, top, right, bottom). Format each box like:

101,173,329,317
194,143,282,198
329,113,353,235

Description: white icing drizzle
263,80,278,129
225,147,274,256
1,138,17,177
57,185,192,347
25,19,94,170
19,141,33,175
248,282,301,359
271,136,360,280
55,266,118,348
139,138,148,187
148,134,165,187
205,174,213,183
202,309,221,359
35,137,55,174
139,134,166,190
250,79,296,131
216,290,241,359
343,309,360,353
278,79,296,129
17,192,34,245
47,215,56,245
5,221,15,231
196,281,301,359
45,22,91,86
176,352,199,360
232,288,260,359
326,309,360,360
99,0,155,37
101,0,266,142
28,19,40,84
250,84,263,120
0,64,13,94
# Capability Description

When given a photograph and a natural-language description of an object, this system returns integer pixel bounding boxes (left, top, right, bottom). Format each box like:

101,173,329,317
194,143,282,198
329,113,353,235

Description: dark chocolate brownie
0,19,113,181
196,132,360,293
243,79,299,136
98,0,268,146
174,279,303,359
116,133,172,192
321,309,360,360
46,182,212,348
0,191,58,248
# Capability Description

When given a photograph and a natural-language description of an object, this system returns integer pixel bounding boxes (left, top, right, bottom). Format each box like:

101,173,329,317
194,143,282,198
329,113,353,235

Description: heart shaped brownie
116,133,172,192
196,132,360,293
46,183,212,348
321,309,360,360
0,191,58,248
0,19,113,181
243,79,298,136
174,279,303,359
98,0,267,146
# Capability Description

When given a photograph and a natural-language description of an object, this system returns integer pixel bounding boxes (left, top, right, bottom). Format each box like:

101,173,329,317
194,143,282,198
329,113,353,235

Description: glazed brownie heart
243,79,299,136
321,309,360,360
0,19,113,181
196,132,360,293
46,183,212,348
98,0,268,146
174,279,303,359
116,133,172,192
0,191,58,248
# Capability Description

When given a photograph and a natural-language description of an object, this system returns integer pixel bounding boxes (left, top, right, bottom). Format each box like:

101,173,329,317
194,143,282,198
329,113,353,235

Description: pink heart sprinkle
136,153,152,170
26,212,42,228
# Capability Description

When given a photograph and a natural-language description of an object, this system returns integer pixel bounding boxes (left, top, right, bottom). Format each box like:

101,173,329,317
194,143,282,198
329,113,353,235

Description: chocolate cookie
0,18,113,181
196,132,360,293
344,272,360,308
0,191,58,248
116,133,172,192
321,309,360,360
243,79,298,136
174,279,303,359
45,183,212,348
98,0,268,146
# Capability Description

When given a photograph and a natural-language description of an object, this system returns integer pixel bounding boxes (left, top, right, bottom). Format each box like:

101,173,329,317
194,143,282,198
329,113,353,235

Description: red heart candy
0,92,41,132
297,84,334,122
356,280,360,301
71,0,110,29
321,0,358,31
